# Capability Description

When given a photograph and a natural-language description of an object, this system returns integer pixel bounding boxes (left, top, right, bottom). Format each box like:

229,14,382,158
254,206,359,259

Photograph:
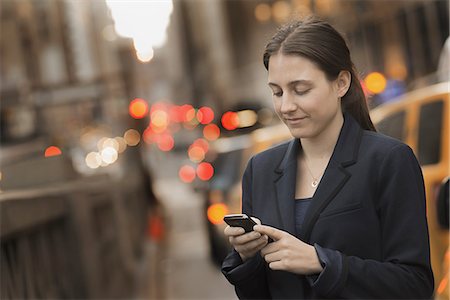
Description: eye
272,90,283,97
295,89,311,96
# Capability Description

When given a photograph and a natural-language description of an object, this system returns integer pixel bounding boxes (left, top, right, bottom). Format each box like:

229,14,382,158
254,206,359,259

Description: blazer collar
273,113,363,238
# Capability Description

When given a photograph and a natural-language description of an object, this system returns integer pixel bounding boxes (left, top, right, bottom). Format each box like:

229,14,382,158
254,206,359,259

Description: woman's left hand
254,224,323,275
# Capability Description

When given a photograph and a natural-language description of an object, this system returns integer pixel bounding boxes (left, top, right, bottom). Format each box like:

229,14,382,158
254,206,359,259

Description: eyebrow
268,80,313,88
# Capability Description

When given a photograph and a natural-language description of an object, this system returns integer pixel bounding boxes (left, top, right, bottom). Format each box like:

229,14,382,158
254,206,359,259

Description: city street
140,151,236,299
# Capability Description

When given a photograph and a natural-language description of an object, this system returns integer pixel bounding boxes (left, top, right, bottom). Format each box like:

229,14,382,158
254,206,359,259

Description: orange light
143,127,155,144
221,111,239,130
193,138,209,153
169,105,184,123
151,110,169,133
364,72,387,94
185,107,197,122
188,145,206,163
179,104,193,122
129,98,148,119
203,124,221,141
179,165,196,183
197,106,214,124
157,134,174,152
44,146,62,157
197,162,214,181
150,102,168,114
207,203,229,225
255,3,271,22
272,0,291,23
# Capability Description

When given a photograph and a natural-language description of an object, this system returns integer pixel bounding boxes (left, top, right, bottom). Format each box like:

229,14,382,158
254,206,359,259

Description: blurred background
0,0,449,299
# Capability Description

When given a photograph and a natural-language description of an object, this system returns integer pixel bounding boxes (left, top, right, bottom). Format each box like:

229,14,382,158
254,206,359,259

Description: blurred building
162,0,449,109
0,1,156,298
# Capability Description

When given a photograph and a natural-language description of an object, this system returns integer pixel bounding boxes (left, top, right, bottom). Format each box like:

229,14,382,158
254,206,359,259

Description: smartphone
223,214,257,233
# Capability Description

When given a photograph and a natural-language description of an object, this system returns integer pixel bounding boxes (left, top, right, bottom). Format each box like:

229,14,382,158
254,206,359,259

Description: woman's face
268,53,346,139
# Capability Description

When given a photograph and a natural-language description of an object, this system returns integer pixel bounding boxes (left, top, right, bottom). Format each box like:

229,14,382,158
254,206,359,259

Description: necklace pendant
311,180,318,188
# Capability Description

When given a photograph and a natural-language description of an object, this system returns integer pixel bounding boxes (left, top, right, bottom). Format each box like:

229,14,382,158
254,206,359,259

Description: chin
288,127,313,139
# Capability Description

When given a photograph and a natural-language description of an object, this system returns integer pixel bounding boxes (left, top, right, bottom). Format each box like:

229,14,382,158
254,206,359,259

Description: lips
285,116,307,125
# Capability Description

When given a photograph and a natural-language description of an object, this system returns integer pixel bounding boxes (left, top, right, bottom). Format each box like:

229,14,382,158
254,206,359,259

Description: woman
221,17,434,299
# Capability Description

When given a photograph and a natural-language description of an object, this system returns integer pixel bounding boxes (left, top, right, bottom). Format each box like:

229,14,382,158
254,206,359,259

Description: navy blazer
222,114,434,299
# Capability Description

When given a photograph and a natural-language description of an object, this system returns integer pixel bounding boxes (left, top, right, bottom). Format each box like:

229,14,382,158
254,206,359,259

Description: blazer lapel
272,114,363,240
298,160,350,241
299,113,363,241
274,138,300,235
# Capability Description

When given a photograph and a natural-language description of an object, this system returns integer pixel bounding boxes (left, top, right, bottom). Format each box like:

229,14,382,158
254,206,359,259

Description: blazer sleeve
309,144,434,299
221,157,271,299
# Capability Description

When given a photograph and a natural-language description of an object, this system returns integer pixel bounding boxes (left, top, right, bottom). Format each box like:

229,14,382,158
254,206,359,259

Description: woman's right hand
224,217,269,262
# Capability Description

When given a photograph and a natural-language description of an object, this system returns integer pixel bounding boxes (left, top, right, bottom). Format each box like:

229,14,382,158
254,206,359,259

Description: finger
234,236,268,253
253,225,285,241
224,225,245,236
232,231,261,245
268,260,285,271
263,250,284,264
260,240,279,257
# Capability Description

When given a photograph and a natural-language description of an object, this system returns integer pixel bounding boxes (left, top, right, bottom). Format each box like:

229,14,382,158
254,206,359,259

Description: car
370,81,449,300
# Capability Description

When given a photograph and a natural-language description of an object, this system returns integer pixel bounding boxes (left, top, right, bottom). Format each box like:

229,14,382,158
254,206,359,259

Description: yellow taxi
370,82,449,299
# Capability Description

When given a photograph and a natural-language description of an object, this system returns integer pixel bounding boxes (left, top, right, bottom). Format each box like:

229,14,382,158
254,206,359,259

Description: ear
335,71,351,97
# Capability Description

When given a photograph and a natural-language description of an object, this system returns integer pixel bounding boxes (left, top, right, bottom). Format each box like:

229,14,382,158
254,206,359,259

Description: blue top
295,198,312,237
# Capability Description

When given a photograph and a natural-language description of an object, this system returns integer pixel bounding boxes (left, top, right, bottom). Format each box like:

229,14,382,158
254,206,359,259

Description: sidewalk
136,175,236,299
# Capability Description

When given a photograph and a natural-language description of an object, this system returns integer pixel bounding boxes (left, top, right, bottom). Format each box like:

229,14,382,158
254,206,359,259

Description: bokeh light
143,127,156,144
255,3,272,22
157,133,175,152
193,138,209,153
124,129,141,146
44,146,62,157
188,145,206,163
185,107,196,122
114,137,127,153
98,137,120,152
272,0,291,23
365,72,387,94
207,203,229,225
129,98,149,119
237,110,258,128
101,147,118,164
197,162,214,181
197,106,215,124
179,165,196,183
203,124,221,141
221,111,239,130
85,152,102,169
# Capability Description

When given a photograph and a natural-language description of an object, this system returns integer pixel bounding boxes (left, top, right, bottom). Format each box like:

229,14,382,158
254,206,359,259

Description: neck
300,113,344,161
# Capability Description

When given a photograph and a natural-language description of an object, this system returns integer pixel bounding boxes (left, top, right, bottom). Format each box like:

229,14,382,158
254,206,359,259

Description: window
418,100,443,165
376,110,406,142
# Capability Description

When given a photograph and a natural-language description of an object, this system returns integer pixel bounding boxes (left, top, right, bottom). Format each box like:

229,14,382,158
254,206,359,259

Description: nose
279,93,297,114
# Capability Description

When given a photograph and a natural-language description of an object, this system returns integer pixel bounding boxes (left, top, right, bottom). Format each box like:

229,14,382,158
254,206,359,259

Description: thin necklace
302,155,323,188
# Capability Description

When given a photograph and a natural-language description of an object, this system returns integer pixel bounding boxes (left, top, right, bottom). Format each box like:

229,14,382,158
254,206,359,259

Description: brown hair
263,16,376,131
